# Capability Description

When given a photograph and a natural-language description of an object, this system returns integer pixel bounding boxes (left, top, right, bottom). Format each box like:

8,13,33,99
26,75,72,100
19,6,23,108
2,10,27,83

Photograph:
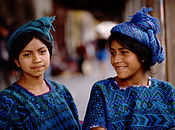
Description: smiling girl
83,7,175,129
0,16,81,129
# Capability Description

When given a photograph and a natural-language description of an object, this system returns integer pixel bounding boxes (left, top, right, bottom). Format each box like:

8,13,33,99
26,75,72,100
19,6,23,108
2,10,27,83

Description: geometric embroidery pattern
83,77,175,129
0,79,81,129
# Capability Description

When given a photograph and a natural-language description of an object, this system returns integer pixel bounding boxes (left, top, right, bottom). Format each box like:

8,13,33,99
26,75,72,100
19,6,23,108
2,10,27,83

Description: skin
91,41,148,130
14,38,50,96
110,40,149,88
92,41,149,129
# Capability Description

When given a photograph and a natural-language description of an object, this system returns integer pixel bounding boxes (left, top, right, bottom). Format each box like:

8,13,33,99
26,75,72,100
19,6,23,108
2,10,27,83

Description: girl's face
110,40,143,80
14,38,50,78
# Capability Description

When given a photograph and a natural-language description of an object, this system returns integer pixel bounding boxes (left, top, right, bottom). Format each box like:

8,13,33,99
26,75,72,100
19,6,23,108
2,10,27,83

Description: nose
32,54,41,63
111,54,122,64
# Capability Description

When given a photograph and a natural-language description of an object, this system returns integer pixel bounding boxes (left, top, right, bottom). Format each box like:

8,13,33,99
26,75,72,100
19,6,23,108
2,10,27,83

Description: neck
17,75,49,95
115,73,149,88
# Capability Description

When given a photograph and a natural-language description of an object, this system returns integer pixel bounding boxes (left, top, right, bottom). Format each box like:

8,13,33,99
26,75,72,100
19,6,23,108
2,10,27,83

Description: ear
14,59,20,68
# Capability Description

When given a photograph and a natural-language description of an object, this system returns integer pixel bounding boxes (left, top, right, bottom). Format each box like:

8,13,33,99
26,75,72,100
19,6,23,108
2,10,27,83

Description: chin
31,72,45,78
117,74,130,80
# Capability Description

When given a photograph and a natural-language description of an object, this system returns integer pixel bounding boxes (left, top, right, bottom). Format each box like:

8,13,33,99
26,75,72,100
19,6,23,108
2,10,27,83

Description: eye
40,50,47,54
23,53,31,57
121,50,129,54
110,50,116,56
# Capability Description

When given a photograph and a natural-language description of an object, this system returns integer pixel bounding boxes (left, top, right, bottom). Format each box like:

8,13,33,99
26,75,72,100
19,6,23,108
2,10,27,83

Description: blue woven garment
83,77,175,129
111,7,165,66
0,79,82,129
7,16,55,51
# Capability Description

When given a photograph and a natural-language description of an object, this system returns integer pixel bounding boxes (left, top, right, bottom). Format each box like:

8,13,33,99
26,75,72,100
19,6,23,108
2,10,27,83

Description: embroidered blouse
0,79,81,129
83,77,175,129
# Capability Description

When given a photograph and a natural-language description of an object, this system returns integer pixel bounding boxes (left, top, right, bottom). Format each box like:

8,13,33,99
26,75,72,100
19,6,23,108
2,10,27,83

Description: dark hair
107,32,152,72
9,31,53,71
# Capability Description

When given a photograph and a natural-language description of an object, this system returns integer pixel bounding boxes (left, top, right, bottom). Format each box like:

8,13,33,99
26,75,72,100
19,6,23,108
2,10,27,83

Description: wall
164,0,175,86
124,0,175,86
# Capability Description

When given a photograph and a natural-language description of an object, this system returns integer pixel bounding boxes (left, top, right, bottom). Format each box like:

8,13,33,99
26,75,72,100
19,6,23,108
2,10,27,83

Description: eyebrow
21,46,46,52
110,47,126,51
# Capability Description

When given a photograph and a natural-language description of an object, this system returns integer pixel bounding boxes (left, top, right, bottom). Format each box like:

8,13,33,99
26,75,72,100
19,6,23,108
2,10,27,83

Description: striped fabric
110,7,165,66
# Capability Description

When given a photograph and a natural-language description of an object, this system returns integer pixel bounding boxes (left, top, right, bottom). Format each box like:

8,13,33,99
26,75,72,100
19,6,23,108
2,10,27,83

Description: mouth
115,66,126,70
31,65,44,70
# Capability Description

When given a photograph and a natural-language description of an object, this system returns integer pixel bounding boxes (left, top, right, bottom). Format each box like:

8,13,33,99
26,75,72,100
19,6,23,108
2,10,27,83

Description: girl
0,16,81,129
83,7,175,129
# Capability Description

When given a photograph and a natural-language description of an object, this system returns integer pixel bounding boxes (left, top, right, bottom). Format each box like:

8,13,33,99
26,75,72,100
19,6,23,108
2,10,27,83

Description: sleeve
168,83,175,128
61,85,82,129
82,83,108,130
165,82,175,110
0,92,23,129
168,83,175,111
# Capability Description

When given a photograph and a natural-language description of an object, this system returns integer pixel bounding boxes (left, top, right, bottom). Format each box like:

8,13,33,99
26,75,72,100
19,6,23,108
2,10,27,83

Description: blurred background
0,0,175,120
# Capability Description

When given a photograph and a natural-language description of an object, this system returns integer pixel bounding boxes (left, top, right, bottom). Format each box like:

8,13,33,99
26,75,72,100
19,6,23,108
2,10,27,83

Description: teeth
116,67,125,70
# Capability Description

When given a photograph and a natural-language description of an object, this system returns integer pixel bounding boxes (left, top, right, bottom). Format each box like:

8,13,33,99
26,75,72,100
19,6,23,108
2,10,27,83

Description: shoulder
91,77,116,93
0,89,13,106
151,78,175,96
0,84,27,128
151,78,174,88
0,85,18,101
94,77,115,86
0,85,19,116
47,80,77,106
47,80,69,91
0,83,33,102
47,80,72,95
0,83,24,106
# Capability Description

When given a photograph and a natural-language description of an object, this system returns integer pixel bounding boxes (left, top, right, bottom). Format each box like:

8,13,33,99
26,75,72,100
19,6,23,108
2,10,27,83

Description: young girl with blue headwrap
0,16,81,129
83,7,175,129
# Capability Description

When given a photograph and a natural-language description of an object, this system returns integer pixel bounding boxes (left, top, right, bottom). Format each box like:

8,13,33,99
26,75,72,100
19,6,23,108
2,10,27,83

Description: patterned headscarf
7,16,55,52
110,7,165,66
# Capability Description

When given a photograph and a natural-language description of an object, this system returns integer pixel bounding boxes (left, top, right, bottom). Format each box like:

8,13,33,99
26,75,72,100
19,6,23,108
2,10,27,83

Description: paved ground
51,58,116,120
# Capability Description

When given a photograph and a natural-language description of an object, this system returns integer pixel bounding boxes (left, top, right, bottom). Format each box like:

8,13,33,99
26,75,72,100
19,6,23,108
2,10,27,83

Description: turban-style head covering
110,7,165,66
7,16,55,52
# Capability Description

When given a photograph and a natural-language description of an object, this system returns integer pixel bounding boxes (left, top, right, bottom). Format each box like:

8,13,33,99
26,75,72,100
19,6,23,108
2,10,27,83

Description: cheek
110,56,112,63
128,56,141,68
110,58,114,67
47,58,50,65
110,56,115,64
18,55,33,66
18,56,24,66
46,50,51,60
44,55,50,65
18,58,30,67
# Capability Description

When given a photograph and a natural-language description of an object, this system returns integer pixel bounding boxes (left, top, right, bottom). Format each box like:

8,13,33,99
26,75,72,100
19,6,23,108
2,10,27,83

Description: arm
0,92,22,129
83,84,108,129
165,83,175,128
61,85,82,129
51,81,82,128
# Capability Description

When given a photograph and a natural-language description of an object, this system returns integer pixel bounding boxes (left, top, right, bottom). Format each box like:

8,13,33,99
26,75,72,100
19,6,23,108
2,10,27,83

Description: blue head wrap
110,7,165,66
7,16,55,52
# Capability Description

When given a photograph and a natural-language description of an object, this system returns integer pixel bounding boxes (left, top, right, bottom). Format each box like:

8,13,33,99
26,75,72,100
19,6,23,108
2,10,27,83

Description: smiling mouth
115,66,126,70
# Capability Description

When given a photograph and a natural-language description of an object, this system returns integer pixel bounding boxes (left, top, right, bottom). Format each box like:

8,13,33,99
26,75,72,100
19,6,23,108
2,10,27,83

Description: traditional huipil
0,79,81,129
0,16,81,129
83,7,175,129
83,77,175,129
